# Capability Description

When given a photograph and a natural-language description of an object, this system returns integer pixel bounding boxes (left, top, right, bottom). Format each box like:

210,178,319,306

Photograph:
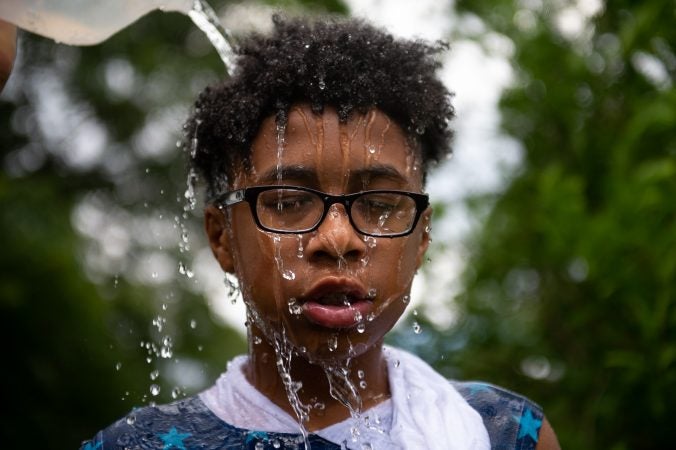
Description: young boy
82,15,559,450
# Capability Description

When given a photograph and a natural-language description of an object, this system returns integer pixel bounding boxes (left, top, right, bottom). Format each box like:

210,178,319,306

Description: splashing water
224,273,240,304
273,329,311,448
273,235,296,280
327,334,339,352
187,0,237,74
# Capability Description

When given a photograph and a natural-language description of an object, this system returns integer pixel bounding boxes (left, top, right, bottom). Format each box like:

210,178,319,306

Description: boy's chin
285,330,378,365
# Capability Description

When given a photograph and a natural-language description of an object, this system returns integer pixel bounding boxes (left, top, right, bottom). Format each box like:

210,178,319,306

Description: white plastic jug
0,0,193,45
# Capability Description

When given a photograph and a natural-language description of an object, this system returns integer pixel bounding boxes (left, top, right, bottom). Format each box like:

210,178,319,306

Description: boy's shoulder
80,395,339,450
80,396,225,450
452,381,544,450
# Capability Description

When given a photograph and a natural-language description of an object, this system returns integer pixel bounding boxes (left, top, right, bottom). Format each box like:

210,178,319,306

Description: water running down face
206,103,431,362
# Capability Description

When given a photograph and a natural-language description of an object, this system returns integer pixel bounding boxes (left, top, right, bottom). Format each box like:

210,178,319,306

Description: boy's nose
305,204,367,264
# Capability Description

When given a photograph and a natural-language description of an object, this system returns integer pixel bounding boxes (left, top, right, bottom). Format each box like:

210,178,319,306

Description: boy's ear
415,207,432,270
204,205,235,273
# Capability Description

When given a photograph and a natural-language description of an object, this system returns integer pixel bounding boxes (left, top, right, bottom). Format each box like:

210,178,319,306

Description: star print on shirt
157,426,192,450
468,382,492,396
513,407,542,442
82,442,102,450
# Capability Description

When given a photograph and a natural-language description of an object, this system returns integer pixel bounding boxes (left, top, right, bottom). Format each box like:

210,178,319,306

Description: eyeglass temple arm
212,189,246,207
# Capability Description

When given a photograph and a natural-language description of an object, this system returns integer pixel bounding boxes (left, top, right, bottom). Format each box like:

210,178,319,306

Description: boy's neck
243,327,391,431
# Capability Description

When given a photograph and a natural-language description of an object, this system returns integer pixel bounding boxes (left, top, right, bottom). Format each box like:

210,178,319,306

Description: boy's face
206,103,430,361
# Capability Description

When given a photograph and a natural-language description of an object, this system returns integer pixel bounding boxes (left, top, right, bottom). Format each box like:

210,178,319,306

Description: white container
0,0,193,45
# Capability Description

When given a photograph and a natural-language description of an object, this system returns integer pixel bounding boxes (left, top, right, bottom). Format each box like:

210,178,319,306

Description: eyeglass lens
255,188,418,235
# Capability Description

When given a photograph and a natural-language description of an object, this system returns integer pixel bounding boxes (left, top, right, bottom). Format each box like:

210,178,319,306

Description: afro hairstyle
185,14,455,198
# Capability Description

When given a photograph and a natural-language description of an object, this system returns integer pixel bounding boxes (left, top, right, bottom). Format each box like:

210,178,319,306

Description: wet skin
205,104,431,430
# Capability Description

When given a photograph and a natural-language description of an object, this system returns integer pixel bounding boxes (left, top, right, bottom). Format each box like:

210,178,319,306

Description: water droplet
367,145,376,154
394,359,400,368
359,380,367,389
318,79,326,90
412,309,418,316
178,261,186,274
296,235,304,258
367,288,377,299
357,370,365,379
357,323,366,333
366,313,375,322
255,442,265,450
224,273,240,304
126,414,136,425
327,334,338,352
353,311,363,322
402,294,410,304
150,384,161,396
363,236,377,248
190,319,197,329
413,321,422,334
160,336,173,358
171,387,181,399
253,335,262,345
272,439,282,448
287,298,302,315
282,270,296,280
115,362,122,371
152,315,165,332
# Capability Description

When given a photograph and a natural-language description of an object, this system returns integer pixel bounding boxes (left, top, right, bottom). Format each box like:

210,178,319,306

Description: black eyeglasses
212,185,429,238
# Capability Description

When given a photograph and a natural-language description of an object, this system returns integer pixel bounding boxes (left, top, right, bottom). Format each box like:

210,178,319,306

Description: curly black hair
185,14,454,197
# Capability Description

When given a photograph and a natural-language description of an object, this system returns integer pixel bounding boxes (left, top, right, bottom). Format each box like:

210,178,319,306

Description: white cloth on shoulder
199,346,489,450
384,345,490,450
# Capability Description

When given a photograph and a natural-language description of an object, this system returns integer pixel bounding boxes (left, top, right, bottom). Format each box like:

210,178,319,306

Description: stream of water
187,0,238,75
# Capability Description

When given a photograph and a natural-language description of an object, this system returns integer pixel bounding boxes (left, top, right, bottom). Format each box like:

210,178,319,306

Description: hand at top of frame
0,19,17,92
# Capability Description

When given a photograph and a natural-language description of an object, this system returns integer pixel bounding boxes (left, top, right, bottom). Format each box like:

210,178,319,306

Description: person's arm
0,19,17,91
536,417,561,450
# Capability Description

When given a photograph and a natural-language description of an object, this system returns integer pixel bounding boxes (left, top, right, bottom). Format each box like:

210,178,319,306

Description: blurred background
1,0,674,448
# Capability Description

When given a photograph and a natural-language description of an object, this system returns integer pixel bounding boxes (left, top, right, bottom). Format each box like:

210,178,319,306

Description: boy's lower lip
301,300,372,329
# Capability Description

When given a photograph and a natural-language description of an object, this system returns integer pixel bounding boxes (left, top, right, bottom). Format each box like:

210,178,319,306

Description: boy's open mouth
299,279,373,329
313,292,357,306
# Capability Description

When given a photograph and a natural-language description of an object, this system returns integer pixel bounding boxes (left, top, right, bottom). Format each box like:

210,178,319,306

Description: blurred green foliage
416,1,675,448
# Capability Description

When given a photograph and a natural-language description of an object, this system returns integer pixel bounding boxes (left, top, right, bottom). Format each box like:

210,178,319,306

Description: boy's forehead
243,104,422,182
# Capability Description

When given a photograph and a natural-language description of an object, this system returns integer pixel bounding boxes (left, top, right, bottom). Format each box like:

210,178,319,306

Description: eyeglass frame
212,185,430,238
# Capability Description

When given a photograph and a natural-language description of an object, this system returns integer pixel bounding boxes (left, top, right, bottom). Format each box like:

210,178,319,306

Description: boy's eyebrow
350,164,409,184
257,165,319,184
256,163,409,186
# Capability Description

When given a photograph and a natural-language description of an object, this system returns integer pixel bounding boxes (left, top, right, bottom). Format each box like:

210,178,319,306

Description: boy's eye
356,194,400,213
353,193,417,231
258,190,318,213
